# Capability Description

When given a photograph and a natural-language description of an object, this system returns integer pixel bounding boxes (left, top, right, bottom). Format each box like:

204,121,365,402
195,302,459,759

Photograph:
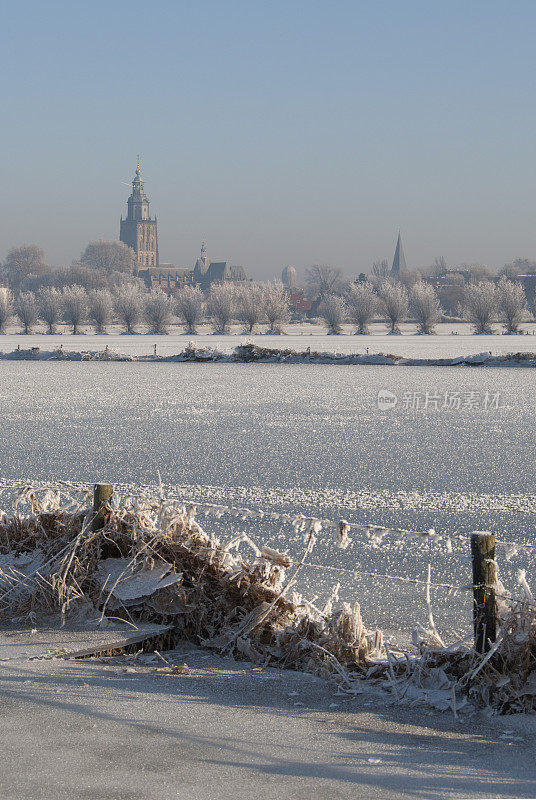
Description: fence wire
1,481,534,614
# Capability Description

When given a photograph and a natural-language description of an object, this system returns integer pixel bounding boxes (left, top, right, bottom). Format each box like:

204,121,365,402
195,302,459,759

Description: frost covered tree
346,281,377,334
379,281,408,333
371,259,390,279
145,289,174,334
236,283,265,333
207,283,235,333
62,285,88,334
80,240,137,274
262,281,290,333
38,287,62,334
497,276,526,334
88,288,113,333
305,264,344,299
15,291,39,334
464,281,497,334
175,285,205,334
4,245,47,291
410,281,442,335
114,285,145,333
0,290,14,333
320,293,347,334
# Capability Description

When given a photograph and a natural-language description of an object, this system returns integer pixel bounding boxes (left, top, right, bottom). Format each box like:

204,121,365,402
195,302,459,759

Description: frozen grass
1,487,535,715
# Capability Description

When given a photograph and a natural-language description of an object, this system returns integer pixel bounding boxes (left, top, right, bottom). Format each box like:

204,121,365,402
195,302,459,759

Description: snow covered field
3,321,536,359
1,360,535,643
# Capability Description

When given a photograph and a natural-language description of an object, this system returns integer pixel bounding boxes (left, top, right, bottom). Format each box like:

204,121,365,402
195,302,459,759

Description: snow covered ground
0,360,534,644
3,321,536,358
3,649,535,800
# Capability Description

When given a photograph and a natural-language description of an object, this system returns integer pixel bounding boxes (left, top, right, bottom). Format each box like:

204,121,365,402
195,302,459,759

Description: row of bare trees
319,281,434,335
0,275,530,336
463,277,528,334
0,281,292,335
319,275,530,334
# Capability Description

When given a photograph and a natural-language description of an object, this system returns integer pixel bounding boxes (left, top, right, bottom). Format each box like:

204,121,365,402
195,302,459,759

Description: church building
191,242,246,290
120,163,159,269
119,162,247,291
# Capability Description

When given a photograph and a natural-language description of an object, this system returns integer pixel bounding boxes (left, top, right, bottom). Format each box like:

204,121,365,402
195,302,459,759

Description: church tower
120,162,159,269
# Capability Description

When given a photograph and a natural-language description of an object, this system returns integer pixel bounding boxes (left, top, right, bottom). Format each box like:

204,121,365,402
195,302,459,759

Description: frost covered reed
1,486,535,714
0,488,382,678
2,341,536,367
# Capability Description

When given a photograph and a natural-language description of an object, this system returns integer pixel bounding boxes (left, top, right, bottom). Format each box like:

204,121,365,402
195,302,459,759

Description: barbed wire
3,480,536,557
118,490,536,554
187,538,533,605
300,562,527,604
2,482,534,608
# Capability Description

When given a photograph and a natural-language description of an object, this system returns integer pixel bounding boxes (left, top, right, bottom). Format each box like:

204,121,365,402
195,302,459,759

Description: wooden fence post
470,531,498,653
92,483,113,532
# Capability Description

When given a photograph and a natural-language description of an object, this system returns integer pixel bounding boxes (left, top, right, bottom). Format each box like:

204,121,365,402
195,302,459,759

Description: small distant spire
201,241,207,260
392,232,407,275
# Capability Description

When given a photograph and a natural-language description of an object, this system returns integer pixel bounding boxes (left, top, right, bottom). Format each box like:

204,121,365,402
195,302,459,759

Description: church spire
132,160,144,193
391,232,407,275
126,159,149,220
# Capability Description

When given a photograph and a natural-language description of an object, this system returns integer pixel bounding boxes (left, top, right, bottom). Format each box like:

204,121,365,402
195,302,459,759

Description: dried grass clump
465,599,536,713
398,598,536,714
233,342,399,363
0,491,382,679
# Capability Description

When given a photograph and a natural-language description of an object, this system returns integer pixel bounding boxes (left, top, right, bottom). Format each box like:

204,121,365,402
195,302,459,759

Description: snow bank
1,341,536,366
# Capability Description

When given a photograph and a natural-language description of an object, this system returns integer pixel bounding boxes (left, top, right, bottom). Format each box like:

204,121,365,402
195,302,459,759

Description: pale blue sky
1,0,535,278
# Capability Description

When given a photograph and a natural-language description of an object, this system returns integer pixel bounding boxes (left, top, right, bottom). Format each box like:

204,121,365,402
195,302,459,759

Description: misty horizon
2,1,536,278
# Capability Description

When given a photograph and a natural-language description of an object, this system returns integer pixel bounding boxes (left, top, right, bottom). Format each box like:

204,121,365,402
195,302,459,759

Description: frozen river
1,360,533,493
1,359,535,642
3,323,536,359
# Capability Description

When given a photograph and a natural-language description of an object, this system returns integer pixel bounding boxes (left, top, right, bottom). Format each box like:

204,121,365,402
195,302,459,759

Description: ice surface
0,359,534,642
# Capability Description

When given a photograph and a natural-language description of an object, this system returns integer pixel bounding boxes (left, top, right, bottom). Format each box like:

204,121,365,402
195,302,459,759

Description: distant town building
281,265,298,288
192,242,246,290
391,232,407,275
428,269,466,316
120,163,159,269
287,289,320,318
143,265,192,293
119,165,247,291
138,242,247,293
